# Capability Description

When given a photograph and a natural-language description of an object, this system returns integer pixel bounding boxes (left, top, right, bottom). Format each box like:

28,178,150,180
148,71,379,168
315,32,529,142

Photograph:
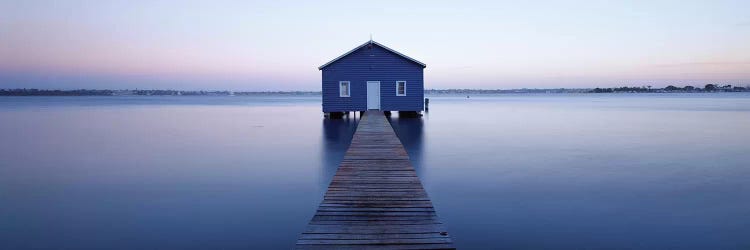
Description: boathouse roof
318,40,427,70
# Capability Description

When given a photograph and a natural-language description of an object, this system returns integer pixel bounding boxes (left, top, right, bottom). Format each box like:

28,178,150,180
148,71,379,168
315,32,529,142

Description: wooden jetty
297,111,454,249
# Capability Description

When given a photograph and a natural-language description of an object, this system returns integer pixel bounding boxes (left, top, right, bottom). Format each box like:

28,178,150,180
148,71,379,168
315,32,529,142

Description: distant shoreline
1,85,748,96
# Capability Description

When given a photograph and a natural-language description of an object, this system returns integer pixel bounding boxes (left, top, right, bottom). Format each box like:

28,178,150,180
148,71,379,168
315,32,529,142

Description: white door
366,81,380,110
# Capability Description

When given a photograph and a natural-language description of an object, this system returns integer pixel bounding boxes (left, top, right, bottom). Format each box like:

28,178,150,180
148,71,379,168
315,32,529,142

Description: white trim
396,81,406,96
319,40,426,70
339,81,350,97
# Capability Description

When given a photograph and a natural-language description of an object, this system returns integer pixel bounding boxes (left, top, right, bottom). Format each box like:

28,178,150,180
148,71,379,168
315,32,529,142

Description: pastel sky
1,0,749,90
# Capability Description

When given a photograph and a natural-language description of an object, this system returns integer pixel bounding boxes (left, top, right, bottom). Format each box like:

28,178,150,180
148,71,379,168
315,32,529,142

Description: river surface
1,94,749,249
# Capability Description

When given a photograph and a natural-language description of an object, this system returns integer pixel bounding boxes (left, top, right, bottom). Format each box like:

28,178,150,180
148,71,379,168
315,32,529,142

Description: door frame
366,81,381,110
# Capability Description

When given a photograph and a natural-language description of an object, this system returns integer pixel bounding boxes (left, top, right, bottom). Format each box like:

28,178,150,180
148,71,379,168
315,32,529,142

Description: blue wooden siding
321,44,424,112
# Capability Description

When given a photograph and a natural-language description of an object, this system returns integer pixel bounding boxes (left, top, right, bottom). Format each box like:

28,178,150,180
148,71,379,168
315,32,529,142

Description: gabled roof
318,40,426,70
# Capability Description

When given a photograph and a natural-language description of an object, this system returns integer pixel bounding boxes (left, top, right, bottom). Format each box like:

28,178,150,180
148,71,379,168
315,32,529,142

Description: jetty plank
297,111,454,249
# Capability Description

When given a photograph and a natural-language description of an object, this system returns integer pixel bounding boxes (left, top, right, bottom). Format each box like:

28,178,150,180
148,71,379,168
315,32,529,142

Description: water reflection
388,114,425,176
319,115,359,190
2,95,748,249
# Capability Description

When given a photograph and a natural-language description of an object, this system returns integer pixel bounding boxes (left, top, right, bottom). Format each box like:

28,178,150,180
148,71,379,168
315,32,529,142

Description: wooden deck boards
297,111,455,249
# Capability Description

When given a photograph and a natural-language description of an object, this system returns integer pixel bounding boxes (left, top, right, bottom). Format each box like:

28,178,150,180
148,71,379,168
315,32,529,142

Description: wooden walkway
297,111,454,249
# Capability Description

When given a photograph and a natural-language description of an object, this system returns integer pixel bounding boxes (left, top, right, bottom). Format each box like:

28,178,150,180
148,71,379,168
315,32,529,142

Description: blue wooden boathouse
319,40,426,117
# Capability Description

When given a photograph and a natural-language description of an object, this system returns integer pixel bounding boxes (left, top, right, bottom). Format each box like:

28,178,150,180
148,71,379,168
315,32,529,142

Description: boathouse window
339,81,350,97
396,81,406,96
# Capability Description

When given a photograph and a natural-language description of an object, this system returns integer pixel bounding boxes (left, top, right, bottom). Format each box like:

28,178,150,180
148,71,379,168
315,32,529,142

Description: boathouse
319,40,426,117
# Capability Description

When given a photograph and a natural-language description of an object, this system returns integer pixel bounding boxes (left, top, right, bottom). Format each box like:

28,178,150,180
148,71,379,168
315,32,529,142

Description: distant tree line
0,89,115,96
0,89,322,96
590,84,748,93
2,85,749,96
131,90,234,96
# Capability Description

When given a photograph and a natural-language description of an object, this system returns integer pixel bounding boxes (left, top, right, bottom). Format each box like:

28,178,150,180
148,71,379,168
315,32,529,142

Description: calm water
1,94,749,249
